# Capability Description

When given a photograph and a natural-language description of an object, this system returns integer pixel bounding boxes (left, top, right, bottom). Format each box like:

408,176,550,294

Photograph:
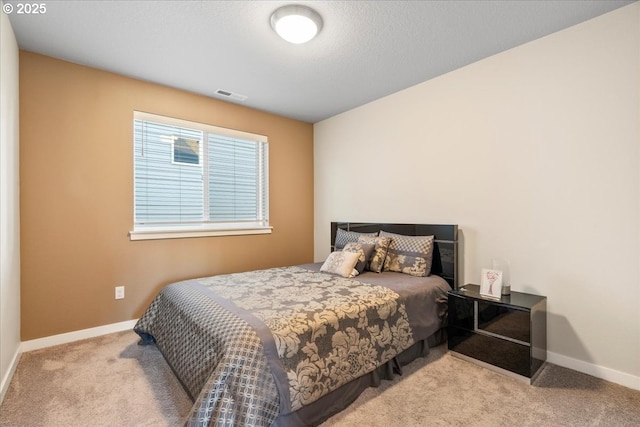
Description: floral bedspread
135,266,416,426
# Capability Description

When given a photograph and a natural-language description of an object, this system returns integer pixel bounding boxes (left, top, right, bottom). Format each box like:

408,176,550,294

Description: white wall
315,3,640,388
0,3,21,402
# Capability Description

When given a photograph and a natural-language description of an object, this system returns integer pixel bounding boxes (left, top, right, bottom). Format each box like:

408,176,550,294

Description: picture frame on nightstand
480,268,503,299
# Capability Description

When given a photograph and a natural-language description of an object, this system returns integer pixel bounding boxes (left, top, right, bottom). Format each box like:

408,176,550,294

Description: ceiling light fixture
270,4,323,44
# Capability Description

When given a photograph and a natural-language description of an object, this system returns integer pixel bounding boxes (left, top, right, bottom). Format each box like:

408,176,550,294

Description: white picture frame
480,268,503,299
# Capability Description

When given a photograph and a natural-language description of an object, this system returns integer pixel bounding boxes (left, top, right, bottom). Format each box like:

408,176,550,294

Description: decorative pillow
320,251,360,278
334,228,378,250
357,235,391,273
342,241,375,274
380,231,435,277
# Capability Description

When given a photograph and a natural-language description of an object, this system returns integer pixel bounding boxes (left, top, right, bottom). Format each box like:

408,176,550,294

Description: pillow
342,241,375,274
334,228,378,250
379,231,435,277
320,251,360,278
357,235,391,273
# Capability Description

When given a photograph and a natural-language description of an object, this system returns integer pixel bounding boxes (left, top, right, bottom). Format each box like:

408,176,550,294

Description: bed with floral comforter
134,263,450,426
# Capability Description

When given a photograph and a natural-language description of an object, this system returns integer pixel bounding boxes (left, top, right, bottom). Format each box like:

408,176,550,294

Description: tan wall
20,52,314,341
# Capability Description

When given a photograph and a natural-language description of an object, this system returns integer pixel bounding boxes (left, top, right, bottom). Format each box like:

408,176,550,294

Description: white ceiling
6,0,635,123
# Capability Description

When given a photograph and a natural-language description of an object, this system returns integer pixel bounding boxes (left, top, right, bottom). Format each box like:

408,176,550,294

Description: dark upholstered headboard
330,222,459,289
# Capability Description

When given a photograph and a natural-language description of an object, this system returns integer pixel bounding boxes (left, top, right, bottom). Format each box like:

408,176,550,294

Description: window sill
129,225,272,241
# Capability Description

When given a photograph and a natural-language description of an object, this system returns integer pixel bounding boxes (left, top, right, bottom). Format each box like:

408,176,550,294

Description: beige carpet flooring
0,330,639,427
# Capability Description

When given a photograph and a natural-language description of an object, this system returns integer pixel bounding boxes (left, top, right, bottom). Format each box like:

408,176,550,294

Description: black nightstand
448,284,547,383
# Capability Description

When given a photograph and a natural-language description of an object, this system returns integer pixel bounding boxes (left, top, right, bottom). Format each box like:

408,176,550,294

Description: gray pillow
379,231,435,277
334,228,378,250
357,235,391,273
342,241,376,274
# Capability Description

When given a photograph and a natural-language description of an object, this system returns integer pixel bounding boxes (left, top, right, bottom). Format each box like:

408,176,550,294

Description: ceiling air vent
215,89,248,101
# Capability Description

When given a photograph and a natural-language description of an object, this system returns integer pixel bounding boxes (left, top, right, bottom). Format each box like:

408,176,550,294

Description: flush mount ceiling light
270,4,323,44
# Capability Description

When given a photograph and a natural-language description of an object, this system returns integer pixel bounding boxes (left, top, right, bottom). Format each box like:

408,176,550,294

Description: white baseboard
0,347,21,405
547,351,640,391
20,319,139,353
9,321,640,396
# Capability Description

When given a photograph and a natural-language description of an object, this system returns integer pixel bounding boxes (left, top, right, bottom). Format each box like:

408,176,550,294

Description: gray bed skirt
273,328,447,427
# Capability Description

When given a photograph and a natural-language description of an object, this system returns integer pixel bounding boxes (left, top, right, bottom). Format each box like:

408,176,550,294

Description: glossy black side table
447,284,547,383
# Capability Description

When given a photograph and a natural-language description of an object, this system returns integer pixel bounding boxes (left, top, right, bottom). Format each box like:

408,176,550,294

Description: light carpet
0,330,639,426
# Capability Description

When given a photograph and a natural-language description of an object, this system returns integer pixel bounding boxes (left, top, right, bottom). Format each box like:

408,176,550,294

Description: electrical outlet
115,286,125,300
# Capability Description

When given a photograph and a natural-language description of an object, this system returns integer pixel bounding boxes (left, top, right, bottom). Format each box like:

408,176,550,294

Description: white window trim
129,225,273,241
130,111,270,241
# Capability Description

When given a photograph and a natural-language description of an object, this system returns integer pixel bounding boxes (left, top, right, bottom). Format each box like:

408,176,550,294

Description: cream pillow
320,251,360,278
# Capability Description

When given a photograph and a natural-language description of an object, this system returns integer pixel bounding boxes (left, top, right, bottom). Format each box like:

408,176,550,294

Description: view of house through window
131,112,269,239
172,137,201,166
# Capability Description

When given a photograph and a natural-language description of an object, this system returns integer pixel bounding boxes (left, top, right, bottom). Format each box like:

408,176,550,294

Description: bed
134,222,458,426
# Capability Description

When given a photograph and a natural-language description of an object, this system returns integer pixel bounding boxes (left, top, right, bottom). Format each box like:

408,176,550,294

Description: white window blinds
132,112,269,239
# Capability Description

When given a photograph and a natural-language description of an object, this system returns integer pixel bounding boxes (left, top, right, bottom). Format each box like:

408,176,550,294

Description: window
130,112,270,240
172,137,201,166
